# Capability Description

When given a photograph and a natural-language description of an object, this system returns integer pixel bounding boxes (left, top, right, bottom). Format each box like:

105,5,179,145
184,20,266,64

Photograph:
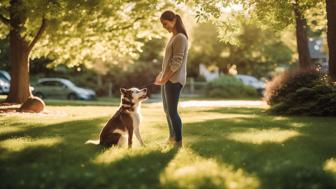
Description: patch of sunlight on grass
1,111,68,118
93,146,168,165
273,116,290,121
183,113,256,124
291,122,305,128
0,136,62,152
324,158,336,175
160,148,260,189
1,106,118,126
226,128,300,144
0,126,24,134
44,106,118,120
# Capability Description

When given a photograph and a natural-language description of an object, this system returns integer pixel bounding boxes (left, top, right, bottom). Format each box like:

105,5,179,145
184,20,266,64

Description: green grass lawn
1,99,336,189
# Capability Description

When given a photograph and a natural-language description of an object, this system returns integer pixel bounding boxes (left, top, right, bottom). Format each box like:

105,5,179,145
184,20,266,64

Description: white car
33,78,96,100
0,70,34,94
234,74,265,94
0,70,11,82
0,70,11,94
0,78,10,94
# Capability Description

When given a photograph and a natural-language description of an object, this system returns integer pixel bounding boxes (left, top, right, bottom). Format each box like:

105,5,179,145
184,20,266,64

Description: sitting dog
86,87,148,148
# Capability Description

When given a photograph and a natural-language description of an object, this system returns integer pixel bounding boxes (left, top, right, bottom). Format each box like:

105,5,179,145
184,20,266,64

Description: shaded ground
1,99,336,189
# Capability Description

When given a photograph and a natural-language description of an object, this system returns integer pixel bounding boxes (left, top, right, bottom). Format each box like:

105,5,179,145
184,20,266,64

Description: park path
147,94,267,108
178,100,266,108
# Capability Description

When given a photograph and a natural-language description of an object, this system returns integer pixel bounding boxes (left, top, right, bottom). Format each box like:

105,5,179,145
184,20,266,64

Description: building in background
199,64,219,81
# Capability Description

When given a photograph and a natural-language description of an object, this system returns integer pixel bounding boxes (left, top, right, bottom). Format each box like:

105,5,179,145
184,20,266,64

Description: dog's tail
85,139,100,145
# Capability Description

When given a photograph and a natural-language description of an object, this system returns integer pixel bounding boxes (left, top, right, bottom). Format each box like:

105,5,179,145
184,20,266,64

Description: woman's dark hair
160,10,188,39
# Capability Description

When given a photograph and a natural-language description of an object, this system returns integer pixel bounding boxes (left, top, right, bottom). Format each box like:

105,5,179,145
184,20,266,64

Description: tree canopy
0,0,174,103
0,0,168,68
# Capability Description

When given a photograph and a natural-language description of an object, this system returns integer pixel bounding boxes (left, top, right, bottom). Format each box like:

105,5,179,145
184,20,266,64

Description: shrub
264,68,326,105
265,68,336,116
205,75,258,98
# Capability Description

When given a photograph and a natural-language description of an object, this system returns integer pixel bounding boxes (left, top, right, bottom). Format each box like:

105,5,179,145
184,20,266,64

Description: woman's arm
154,34,187,85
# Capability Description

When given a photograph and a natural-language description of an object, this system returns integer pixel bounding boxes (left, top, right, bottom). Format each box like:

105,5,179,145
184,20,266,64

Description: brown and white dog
85,87,148,148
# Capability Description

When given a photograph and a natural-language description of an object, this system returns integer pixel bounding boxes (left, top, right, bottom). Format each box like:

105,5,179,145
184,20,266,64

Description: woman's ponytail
175,14,188,39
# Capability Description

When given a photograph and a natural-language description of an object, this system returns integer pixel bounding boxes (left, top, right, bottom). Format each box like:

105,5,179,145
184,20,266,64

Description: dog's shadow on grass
0,117,179,189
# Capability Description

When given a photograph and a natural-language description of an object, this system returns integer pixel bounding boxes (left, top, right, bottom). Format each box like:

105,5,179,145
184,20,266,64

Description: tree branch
28,17,47,52
0,14,10,25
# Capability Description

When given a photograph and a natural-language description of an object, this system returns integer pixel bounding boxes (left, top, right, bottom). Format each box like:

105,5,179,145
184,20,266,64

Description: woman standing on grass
154,10,189,148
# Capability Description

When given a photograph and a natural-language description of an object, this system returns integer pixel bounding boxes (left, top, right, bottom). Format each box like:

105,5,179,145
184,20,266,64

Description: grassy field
1,98,336,189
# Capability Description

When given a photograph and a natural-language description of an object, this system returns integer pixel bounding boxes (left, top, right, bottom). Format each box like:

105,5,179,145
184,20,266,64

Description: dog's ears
120,88,127,94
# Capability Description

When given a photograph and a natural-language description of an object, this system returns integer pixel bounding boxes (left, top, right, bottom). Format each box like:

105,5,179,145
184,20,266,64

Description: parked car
0,70,35,94
0,70,11,94
33,78,96,100
0,70,11,82
234,74,265,95
0,78,10,94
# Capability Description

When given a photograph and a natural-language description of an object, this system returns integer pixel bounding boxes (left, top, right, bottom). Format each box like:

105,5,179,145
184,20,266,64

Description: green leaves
188,20,292,78
0,0,167,68
179,0,324,45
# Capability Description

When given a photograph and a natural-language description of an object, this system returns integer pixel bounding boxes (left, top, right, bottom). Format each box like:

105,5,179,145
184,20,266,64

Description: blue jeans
162,81,183,142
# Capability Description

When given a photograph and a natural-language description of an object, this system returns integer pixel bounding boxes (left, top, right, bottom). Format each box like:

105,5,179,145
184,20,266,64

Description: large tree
180,0,320,69
326,0,336,81
0,0,166,103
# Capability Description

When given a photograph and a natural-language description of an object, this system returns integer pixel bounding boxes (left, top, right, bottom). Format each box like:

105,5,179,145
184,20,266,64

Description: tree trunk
293,3,311,69
327,0,336,81
5,0,31,103
6,31,31,103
